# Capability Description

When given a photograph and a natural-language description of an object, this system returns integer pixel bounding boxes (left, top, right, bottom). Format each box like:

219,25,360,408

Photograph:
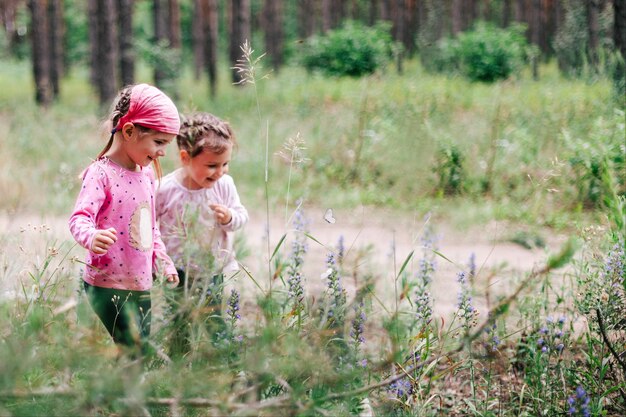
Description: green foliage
63,0,90,67
301,21,394,77
563,109,626,209
456,22,529,82
433,142,466,196
425,22,529,82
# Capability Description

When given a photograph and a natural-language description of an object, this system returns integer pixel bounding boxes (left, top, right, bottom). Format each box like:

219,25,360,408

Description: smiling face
179,145,232,190
107,123,176,171
128,129,176,168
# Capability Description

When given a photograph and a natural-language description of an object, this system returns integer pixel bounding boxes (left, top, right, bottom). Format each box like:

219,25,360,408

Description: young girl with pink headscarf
69,84,181,355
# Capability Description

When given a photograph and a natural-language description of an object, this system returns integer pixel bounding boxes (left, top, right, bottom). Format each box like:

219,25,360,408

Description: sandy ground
0,207,570,324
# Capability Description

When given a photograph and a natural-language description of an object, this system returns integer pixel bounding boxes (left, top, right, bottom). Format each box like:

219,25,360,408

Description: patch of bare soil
241,206,569,318
1,206,569,322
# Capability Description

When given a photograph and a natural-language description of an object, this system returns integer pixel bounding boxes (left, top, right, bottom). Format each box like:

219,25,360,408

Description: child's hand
209,204,232,225
91,227,118,254
165,274,180,288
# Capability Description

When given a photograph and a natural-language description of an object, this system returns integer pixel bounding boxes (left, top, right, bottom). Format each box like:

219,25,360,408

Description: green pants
83,281,151,352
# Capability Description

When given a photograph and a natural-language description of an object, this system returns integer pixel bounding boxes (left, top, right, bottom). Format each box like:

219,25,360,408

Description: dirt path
0,208,569,321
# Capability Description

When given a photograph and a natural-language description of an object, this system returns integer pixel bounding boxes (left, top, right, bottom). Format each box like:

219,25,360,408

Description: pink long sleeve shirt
69,158,177,291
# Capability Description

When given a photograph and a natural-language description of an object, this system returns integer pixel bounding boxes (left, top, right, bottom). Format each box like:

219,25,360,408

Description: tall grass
0,55,624,416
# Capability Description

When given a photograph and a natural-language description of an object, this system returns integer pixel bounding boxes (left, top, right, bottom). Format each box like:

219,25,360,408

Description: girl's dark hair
96,85,163,178
177,112,236,158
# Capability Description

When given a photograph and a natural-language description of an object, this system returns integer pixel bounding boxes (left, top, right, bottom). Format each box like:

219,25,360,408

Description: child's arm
69,165,113,253
211,176,249,232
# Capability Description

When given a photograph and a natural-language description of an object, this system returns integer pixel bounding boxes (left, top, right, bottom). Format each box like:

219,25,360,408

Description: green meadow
0,55,624,416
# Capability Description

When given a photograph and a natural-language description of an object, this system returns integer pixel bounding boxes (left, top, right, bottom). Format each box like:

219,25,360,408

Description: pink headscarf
115,84,180,135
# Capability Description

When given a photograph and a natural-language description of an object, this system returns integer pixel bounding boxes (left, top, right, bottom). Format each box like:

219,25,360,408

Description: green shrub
433,142,466,195
424,22,528,82
456,22,528,82
301,21,393,77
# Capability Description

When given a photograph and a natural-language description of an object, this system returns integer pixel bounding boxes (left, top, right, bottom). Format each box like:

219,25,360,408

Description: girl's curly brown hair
177,112,237,158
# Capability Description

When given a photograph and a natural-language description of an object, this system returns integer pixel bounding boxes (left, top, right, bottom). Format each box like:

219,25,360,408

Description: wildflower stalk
232,41,274,301
320,241,576,402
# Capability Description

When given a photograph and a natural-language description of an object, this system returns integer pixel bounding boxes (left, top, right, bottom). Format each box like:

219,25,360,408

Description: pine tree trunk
204,0,218,96
153,0,167,88
192,0,205,80
530,0,541,79
118,0,134,86
87,0,98,86
168,0,181,49
369,0,379,24
321,0,331,32
452,0,462,35
263,0,283,71
229,0,251,84
502,0,511,27
616,0,626,59
586,0,600,68
404,0,418,56
331,0,346,28
97,0,119,103
2,0,22,57
29,0,52,106
48,0,63,98
298,0,316,38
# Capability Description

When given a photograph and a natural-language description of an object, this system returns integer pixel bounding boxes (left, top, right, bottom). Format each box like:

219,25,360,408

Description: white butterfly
323,208,336,224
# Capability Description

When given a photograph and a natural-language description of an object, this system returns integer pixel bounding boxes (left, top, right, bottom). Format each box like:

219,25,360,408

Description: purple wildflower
337,235,345,265
287,205,308,314
388,377,413,400
484,320,501,352
567,386,591,417
321,252,347,326
456,271,477,329
350,301,366,349
537,315,567,355
413,223,437,327
468,252,476,281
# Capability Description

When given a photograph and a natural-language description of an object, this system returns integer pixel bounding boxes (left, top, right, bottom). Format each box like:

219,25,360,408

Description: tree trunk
97,0,119,103
204,0,218,96
542,0,558,56
586,0,600,67
331,0,346,28
192,0,205,79
321,0,331,32
481,0,492,21
529,0,541,79
369,0,379,24
263,0,283,71
47,0,63,97
29,0,52,106
87,0,98,86
298,0,316,38
451,0,462,35
616,0,626,59
118,0,134,86
513,0,524,22
502,0,511,27
404,0,418,56
1,0,22,56
229,0,250,84
153,0,167,88
168,0,181,49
